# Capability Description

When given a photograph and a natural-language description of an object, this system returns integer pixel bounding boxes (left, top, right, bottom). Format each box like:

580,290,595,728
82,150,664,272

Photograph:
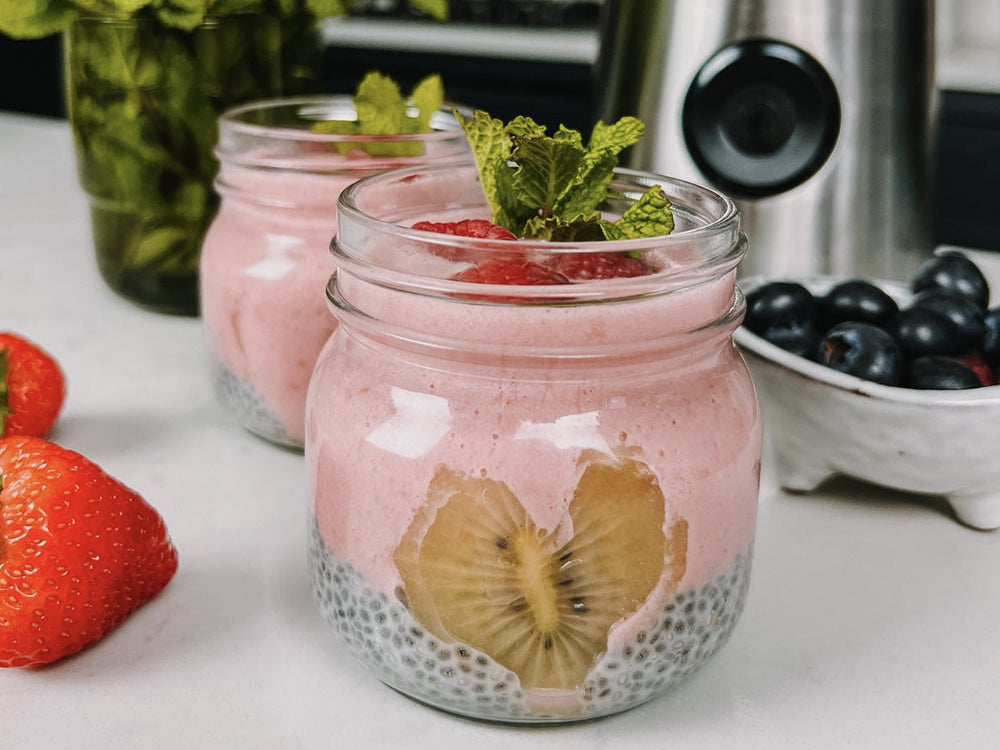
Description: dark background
2,19,997,253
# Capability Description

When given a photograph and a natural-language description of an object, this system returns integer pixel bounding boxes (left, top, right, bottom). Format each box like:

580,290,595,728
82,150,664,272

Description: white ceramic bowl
735,275,1000,530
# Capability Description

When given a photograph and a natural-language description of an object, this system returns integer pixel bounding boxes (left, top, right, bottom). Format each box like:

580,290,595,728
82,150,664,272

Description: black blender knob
682,39,841,198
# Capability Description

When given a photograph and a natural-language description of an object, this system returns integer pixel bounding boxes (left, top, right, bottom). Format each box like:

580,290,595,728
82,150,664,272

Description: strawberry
0,333,66,439
545,252,651,280
958,352,997,387
0,437,178,668
412,219,517,241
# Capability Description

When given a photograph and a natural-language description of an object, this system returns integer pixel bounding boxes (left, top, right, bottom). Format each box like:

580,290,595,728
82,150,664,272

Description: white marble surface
1,112,998,749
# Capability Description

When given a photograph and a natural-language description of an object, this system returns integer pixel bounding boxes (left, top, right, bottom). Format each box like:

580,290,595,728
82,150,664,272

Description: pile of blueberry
743,251,1000,389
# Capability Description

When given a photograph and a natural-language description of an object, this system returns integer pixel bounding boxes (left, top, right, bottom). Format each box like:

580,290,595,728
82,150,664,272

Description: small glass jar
305,163,762,723
199,97,472,448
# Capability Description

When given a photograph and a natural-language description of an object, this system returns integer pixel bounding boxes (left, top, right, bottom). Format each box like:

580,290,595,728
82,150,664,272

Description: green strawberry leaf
0,348,11,435
616,184,674,239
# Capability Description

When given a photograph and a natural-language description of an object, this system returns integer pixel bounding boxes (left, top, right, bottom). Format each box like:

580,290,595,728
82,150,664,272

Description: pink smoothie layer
200,166,358,445
306,269,761,651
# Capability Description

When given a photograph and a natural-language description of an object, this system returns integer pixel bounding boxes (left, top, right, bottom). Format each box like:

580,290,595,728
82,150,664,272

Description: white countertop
1,112,998,749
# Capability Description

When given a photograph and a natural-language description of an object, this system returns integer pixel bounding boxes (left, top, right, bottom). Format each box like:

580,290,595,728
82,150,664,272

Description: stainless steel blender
597,0,937,279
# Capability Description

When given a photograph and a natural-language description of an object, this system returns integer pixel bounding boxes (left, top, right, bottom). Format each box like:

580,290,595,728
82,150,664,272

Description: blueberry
983,307,1000,368
891,306,963,358
762,324,822,358
817,279,899,331
744,282,816,337
816,322,904,385
909,289,986,352
911,251,990,310
906,356,982,390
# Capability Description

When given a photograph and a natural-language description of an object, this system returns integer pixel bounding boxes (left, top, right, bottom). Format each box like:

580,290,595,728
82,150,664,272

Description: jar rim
333,163,745,304
218,96,472,144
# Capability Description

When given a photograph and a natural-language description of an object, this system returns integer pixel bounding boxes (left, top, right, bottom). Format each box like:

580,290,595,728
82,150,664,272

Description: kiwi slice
393,456,687,692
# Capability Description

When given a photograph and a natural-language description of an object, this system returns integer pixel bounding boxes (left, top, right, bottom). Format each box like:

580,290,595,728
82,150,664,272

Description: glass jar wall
199,98,471,448
305,164,762,723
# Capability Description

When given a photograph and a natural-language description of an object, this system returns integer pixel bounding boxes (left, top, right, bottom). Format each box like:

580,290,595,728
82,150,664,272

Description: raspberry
451,259,568,286
545,252,651,280
413,219,518,263
450,258,569,303
412,219,517,240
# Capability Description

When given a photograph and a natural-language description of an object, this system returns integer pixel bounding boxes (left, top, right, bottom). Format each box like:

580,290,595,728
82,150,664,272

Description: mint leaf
587,116,645,158
523,214,623,242
493,135,584,235
460,110,673,241
554,150,616,218
508,136,584,222
553,124,584,147
410,73,444,131
150,0,209,31
310,71,444,156
555,117,645,218
310,120,357,136
1,0,445,39
304,0,354,16
0,0,76,38
615,185,674,239
66,10,283,293
206,1,271,16
505,115,547,139
456,109,511,218
353,70,407,134
406,0,449,20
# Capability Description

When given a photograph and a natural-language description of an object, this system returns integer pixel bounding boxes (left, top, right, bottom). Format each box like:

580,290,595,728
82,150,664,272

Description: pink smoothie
199,106,471,447
201,165,354,446
304,163,759,719
306,268,761,650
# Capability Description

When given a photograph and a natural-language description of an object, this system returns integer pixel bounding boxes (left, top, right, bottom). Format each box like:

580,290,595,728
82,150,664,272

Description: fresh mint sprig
456,110,674,241
0,1,449,38
310,72,445,157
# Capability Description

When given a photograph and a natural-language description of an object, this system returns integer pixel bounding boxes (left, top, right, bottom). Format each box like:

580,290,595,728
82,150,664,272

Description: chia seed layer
308,520,752,723
209,357,299,449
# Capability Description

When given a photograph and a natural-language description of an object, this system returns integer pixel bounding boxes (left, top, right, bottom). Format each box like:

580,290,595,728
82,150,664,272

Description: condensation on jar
305,163,762,723
198,97,471,449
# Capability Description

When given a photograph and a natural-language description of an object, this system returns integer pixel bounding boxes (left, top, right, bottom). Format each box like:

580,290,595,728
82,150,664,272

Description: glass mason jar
305,163,762,723
65,14,285,315
199,98,472,449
